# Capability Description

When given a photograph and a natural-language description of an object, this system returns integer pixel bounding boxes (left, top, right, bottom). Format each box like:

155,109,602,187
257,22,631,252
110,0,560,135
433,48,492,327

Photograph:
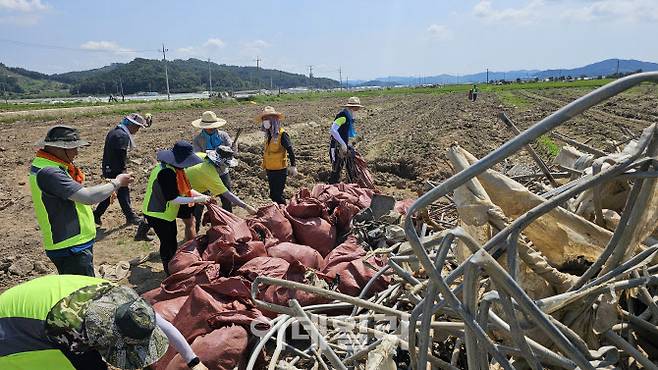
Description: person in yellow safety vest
142,141,210,275
29,125,133,277
257,106,297,204
0,275,208,370
181,146,258,241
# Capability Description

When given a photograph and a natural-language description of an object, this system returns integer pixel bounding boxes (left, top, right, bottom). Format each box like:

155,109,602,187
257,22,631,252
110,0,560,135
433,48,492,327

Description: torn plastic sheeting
453,145,612,266
366,334,399,370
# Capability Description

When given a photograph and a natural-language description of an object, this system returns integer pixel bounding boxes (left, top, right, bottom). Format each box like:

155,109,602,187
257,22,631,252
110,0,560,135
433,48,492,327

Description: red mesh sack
332,201,361,234
202,239,267,272
321,238,389,296
266,242,324,270
260,261,330,316
236,256,290,281
203,204,252,244
285,211,336,257
286,197,328,219
168,236,205,275
164,326,249,370
160,262,221,299
152,296,188,322
153,286,263,370
248,203,294,242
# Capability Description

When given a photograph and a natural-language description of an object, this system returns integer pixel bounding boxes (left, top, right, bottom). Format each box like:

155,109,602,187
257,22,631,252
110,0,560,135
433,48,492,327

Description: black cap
35,125,90,149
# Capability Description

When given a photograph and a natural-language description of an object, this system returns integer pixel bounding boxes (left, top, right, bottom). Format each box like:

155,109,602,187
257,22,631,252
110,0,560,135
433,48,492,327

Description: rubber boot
134,220,153,241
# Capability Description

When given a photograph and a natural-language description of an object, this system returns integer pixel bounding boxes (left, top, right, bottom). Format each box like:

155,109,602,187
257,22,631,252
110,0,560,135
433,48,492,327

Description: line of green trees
51,58,339,95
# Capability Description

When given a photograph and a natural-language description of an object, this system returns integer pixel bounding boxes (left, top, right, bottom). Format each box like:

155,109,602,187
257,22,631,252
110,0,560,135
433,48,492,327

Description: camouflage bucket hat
84,286,168,369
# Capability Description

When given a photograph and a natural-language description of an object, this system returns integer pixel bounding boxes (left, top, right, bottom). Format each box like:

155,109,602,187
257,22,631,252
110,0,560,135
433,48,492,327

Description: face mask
262,120,271,130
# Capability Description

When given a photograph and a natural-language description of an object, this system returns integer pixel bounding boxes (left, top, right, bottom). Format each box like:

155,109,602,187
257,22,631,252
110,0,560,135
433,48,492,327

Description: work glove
287,166,298,177
190,362,209,370
339,143,348,155
144,113,153,127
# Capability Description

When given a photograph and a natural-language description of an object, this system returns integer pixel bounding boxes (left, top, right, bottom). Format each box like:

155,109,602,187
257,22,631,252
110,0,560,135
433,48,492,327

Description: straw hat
342,96,363,108
191,111,227,129
256,106,285,122
35,125,90,149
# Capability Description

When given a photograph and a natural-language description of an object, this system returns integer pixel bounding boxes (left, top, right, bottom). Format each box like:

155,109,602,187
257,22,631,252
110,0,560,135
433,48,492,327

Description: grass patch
1,78,617,124
537,135,560,157
496,90,531,108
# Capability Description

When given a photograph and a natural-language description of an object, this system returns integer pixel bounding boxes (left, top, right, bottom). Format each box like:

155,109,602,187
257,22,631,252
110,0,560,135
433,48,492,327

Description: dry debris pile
149,72,658,369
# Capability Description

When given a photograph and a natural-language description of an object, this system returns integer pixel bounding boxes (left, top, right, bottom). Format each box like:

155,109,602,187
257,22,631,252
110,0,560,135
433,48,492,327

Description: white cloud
0,0,47,12
175,38,227,58
240,39,271,58
427,24,453,40
564,0,658,22
0,0,48,26
473,0,544,24
203,38,225,49
80,41,134,53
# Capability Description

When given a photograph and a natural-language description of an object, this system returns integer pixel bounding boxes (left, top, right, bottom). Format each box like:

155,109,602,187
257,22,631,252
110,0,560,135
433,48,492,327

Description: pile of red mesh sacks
142,183,392,369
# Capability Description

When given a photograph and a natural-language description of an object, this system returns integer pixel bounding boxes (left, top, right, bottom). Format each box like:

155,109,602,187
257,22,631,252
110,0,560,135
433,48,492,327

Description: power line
0,37,156,54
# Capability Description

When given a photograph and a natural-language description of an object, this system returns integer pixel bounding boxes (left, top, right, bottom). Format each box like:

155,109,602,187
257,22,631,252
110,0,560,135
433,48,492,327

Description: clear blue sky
1,0,657,80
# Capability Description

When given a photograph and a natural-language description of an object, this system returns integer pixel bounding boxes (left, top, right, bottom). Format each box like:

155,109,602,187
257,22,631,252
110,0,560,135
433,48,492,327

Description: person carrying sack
191,111,237,212
29,125,133,276
257,106,297,205
142,141,210,275
0,275,208,369
329,96,363,184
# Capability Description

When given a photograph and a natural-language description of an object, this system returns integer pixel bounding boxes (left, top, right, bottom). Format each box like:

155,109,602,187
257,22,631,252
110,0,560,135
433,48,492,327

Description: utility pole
486,68,489,84
278,70,282,95
616,59,620,76
346,75,349,90
338,66,342,91
254,56,261,90
119,76,124,102
161,44,170,100
308,65,313,89
2,75,7,104
208,58,213,96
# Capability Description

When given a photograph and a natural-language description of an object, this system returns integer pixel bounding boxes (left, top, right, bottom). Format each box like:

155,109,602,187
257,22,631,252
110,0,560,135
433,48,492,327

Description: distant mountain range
1,58,656,98
355,59,658,86
0,58,339,97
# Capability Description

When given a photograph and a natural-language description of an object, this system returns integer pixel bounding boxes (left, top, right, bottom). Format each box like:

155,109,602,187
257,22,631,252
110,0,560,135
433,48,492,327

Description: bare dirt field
1,85,655,292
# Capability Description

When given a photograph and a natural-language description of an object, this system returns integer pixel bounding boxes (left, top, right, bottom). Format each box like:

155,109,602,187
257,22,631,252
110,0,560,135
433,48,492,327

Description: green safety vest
0,275,107,370
143,163,181,221
29,157,96,250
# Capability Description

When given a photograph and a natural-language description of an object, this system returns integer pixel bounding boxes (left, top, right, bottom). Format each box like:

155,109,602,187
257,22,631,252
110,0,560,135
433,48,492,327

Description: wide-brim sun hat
191,111,227,129
342,96,363,108
256,106,285,122
84,286,168,370
124,113,148,128
34,125,90,149
207,145,238,168
156,141,203,168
